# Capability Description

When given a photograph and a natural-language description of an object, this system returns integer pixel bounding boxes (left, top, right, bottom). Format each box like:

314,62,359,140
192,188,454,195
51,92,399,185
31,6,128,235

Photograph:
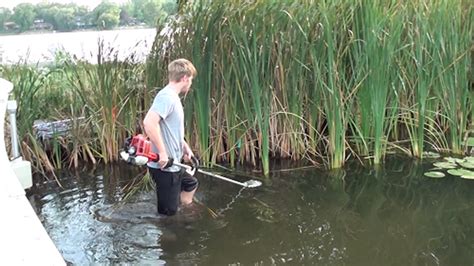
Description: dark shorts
148,167,198,216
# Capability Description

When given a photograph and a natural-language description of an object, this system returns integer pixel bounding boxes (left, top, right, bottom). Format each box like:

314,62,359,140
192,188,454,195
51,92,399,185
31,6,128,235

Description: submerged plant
122,170,154,202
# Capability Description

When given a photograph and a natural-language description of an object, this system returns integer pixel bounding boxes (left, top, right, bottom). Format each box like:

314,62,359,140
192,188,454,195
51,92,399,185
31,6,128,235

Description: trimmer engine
120,134,159,166
120,135,262,188
120,134,198,175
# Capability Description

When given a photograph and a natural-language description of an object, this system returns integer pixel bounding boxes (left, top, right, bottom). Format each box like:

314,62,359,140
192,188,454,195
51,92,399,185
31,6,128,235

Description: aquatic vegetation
425,156,474,180
122,170,154,202
250,198,279,224
423,171,445,178
148,0,471,174
1,0,471,178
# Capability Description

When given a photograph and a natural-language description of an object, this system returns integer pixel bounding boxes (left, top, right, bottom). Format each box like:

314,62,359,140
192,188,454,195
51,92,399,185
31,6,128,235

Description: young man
143,58,198,216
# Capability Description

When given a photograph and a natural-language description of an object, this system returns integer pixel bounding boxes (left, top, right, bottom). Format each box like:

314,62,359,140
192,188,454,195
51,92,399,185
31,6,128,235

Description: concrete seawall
1,78,65,265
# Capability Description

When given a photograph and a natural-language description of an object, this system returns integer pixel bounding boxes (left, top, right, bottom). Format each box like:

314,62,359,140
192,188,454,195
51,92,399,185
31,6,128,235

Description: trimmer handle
191,156,199,170
164,157,174,168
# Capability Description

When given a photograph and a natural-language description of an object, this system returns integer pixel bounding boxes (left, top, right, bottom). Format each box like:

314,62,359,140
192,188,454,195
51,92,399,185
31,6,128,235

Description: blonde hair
168,58,197,82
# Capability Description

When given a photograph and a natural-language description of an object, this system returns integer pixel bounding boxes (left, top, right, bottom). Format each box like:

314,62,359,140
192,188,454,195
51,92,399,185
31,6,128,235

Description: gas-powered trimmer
120,134,262,188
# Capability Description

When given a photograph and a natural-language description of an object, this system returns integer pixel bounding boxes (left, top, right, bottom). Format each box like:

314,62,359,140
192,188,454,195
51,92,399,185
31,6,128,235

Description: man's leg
180,171,199,205
180,188,197,205
149,167,181,216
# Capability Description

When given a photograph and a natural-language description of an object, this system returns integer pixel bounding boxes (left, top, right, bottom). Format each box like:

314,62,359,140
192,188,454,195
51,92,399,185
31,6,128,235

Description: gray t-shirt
147,86,184,172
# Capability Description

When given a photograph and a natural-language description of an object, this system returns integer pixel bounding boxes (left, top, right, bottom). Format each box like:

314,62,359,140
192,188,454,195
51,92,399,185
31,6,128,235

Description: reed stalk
353,0,403,164
429,0,471,154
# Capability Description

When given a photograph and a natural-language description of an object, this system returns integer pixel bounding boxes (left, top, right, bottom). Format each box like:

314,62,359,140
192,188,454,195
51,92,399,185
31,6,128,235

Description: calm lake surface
27,157,474,265
0,28,156,64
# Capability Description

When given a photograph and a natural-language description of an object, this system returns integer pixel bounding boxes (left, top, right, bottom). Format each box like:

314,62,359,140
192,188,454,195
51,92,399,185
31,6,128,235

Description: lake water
0,28,156,64
27,157,474,265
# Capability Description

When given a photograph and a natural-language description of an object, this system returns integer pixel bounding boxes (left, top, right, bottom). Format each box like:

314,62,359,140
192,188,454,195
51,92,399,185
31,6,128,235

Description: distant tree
92,1,120,29
35,3,90,31
0,7,12,31
142,1,165,26
12,3,36,32
128,0,169,26
130,0,146,22
54,7,76,31
69,4,90,29
120,2,133,17
34,3,53,21
98,12,120,29
162,1,177,15
119,8,131,25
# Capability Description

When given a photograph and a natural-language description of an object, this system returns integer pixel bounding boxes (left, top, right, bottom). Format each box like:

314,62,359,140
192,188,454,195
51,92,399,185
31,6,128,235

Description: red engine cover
130,134,158,161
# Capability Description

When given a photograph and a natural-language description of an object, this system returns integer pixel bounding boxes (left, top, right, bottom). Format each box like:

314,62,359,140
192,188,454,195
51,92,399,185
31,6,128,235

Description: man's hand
183,143,194,162
158,152,169,169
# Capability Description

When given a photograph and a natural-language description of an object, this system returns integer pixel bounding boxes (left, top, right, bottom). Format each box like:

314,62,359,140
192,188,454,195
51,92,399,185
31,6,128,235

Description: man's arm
143,110,169,168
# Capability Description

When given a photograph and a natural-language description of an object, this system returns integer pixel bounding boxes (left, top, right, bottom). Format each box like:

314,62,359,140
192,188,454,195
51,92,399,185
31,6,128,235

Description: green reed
229,2,272,175
430,0,471,154
2,0,472,177
66,41,145,164
144,0,472,173
1,63,58,172
310,1,354,168
353,0,403,164
1,63,49,136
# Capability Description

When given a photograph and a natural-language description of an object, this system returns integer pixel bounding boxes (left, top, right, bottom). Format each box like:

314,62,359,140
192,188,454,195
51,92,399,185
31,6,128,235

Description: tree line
0,0,176,33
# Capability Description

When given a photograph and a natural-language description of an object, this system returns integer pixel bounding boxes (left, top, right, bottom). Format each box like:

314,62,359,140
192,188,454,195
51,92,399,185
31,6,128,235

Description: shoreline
0,26,155,37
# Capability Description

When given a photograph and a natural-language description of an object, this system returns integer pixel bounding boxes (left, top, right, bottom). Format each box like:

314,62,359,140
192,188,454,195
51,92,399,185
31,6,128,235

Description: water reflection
27,157,474,265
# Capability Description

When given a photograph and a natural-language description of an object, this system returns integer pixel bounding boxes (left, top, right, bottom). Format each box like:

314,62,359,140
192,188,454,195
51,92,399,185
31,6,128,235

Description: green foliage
97,12,120,29
54,7,76,31
426,156,474,179
2,0,175,33
141,1,165,26
92,1,120,29
123,0,172,26
1,0,472,177
31,3,88,31
147,0,472,173
0,7,12,31
161,1,177,15
11,3,36,32
1,63,49,136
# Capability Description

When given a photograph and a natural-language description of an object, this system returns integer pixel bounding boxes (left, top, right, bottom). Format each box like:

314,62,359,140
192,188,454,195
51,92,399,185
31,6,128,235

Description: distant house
75,18,87,29
3,22,19,31
32,19,53,31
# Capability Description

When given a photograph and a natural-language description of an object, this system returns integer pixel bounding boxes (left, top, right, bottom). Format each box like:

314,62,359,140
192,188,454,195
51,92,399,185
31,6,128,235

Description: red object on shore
129,134,158,161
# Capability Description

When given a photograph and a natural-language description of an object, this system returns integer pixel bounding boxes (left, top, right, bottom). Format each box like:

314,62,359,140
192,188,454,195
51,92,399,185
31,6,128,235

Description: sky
0,0,129,9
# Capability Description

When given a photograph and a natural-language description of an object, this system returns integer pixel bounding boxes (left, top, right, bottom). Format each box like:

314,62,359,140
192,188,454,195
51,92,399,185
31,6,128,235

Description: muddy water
27,157,474,265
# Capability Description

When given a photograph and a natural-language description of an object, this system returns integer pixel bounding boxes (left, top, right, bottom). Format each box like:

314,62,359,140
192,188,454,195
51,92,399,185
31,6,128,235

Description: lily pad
461,174,474,179
447,169,474,177
458,161,474,169
463,156,474,163
424,171,445,178
433,162,457,169
443,157,456,163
